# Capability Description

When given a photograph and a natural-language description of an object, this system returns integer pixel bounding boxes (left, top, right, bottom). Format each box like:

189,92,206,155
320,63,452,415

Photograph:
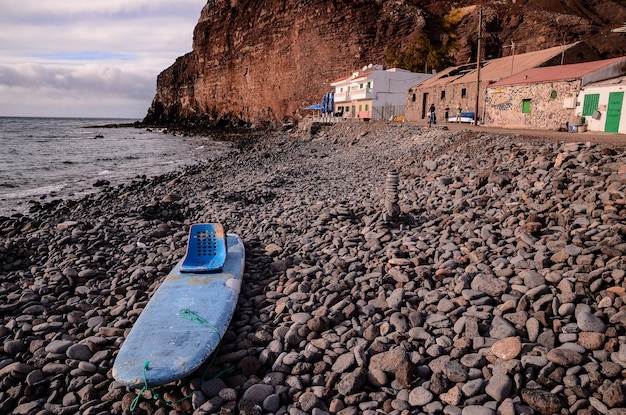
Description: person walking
456,105,462,123
428,104,436,127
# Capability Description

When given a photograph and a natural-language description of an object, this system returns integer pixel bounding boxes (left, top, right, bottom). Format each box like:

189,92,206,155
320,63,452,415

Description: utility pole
510,41,515,75
474,8,482,126
502,40,515,76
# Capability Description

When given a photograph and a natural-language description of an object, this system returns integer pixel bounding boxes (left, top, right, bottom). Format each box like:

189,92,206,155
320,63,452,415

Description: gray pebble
576,310,607,333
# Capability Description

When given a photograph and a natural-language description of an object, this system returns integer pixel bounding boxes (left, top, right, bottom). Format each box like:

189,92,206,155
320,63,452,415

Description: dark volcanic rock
521,388,564,415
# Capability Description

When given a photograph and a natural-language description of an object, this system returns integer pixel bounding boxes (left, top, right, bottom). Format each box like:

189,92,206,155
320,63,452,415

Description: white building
575,74,626,134
331,64,432,120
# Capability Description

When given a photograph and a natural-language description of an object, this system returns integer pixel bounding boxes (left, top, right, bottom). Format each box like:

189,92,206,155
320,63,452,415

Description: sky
0,1,208,119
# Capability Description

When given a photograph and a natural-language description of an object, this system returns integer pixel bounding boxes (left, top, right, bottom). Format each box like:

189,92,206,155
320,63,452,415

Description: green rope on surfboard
130,361,169,411
130,308,235,412
179,308,221,333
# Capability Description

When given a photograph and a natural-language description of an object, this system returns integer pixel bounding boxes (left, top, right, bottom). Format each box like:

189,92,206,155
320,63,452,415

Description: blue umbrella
329,92,334,115
321,93,328,114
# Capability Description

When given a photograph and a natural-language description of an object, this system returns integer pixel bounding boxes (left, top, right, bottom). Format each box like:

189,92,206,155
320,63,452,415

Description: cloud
0,0,207,118
1,1,207,20
0,63,156,118
0,64,153,99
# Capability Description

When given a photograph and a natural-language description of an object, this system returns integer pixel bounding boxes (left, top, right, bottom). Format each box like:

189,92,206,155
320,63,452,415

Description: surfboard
112,224,245,388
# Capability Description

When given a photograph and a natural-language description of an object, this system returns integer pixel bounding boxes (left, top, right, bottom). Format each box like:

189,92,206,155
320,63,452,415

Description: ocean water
0,117,230,217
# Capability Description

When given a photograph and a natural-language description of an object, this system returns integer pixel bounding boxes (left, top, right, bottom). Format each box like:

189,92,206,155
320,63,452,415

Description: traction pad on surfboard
180,223,227,273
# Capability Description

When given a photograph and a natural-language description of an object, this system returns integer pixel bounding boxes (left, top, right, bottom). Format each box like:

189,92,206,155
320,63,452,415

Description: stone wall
484,80,581,130
406,82,479,123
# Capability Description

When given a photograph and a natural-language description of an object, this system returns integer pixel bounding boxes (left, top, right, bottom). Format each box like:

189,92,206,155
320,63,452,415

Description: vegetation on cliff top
385,34,457,73
384,6,475,73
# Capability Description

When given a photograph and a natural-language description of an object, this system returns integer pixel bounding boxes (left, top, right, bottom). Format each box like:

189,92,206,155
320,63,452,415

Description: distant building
331,64,432,120
405,42,599,123
485,56,626,133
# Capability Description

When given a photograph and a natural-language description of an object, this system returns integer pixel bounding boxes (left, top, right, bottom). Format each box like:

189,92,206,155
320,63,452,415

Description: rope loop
130,360,152,411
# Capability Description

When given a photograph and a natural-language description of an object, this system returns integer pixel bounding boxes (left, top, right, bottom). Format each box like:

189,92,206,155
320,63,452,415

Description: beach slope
1,122,625,414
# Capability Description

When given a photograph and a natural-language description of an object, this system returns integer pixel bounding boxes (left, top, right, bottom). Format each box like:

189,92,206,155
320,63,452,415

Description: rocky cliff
144,0,626,127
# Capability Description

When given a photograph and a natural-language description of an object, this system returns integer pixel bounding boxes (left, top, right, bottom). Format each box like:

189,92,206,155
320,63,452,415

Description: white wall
370,70,431,106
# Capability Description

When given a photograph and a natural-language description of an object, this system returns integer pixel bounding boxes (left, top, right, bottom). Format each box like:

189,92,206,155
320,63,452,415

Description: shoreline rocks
1,122,626,414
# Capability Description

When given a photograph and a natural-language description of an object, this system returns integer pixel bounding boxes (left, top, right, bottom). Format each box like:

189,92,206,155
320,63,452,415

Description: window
582,94,600,116
359,105,362,111
365,104,369,111
461,88,467,98
345,107,350,112
441,90,446,99
340,87,343,93
412,93,416,102
522,99,531,114
367,82,371,88
360,83,364,89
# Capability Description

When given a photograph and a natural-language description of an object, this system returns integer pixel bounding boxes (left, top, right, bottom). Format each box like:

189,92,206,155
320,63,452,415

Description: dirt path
425,121,626,147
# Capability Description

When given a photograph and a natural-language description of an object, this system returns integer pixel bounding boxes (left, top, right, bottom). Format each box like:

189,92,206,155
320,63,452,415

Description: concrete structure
331,64,431,120
405,42,599,124
484,57,626,132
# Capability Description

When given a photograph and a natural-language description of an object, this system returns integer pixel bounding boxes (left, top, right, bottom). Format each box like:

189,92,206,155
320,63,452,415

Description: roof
352,71,374,81
414,42,583,89
583,74,626,88
332,67,426,86
330,71,374,85
330,74,352,85
489,56,626,87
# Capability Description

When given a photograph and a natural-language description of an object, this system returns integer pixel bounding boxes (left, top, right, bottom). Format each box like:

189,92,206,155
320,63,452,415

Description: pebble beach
1,121,626,415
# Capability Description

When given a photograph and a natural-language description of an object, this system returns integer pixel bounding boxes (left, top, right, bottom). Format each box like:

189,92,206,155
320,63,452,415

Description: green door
605,92,623,133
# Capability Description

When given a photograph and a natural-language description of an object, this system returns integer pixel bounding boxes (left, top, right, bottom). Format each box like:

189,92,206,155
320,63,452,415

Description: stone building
404,42,599,124
484,56,626,132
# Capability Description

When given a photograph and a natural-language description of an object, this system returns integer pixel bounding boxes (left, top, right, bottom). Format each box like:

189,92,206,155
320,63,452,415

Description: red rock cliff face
146,0,428,125
144,0,626,126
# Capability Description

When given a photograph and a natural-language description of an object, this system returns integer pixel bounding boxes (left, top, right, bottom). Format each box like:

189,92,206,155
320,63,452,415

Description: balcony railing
334,92,349,102
334,88,375,102
350,88,374,100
